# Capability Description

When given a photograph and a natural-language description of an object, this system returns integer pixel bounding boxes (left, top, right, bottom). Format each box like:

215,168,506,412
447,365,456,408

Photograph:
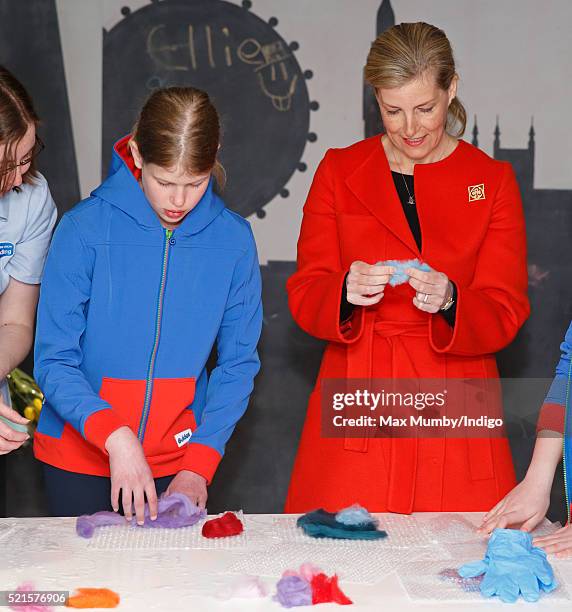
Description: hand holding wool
407,266,451,313
345,261,395,306
166,469,207,509
76,492,205,538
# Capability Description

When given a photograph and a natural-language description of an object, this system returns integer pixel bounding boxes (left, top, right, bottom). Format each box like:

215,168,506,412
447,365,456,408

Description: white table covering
0,512,571,611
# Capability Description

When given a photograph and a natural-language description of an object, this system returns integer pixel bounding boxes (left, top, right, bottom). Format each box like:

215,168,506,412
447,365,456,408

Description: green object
0,413,28,433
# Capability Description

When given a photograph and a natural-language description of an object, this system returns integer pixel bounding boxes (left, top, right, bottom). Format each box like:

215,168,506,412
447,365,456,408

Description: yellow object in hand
33,398,43,410
23,406,35,421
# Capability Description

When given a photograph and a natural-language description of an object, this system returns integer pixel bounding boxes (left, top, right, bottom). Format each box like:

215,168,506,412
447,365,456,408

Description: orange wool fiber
66,588,120,608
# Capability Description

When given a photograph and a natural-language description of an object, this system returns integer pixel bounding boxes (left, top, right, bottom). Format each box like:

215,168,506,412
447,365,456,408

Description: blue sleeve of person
458,528,556,603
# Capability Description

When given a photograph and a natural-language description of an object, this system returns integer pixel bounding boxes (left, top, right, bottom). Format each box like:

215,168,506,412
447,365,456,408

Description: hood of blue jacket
92,135,225,236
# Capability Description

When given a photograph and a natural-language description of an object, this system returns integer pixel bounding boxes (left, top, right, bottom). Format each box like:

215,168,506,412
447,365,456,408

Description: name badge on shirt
0,242,14,257
174,428,193,447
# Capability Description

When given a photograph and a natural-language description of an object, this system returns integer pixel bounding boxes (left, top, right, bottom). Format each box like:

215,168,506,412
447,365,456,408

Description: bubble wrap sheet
87,511,247,550
0,523,15,541
0,518,76,554
417,514,563,561
225,541,427,584
271,513,433,548
397,515,571,603
225,513,498,584
398,558,571,603
421,513,560,544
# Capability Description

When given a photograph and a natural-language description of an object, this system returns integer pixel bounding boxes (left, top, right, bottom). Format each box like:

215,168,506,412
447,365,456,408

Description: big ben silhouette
363,0,395,137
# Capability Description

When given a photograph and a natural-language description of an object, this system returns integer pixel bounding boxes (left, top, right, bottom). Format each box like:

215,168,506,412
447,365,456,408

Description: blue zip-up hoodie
33,136,262,483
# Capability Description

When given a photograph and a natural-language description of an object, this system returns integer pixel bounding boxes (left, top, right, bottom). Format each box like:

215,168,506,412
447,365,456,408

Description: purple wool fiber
76,512,125,538
76,492,206,538
273,575,313,608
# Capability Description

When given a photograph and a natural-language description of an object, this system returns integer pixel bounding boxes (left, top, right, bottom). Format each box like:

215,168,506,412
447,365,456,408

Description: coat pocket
98,377,197,457
142,378,197,457
467,438,495,481
99,377,147,435
462,373,499,482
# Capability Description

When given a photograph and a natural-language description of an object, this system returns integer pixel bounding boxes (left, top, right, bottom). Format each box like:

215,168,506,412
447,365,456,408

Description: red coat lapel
345,142,420,257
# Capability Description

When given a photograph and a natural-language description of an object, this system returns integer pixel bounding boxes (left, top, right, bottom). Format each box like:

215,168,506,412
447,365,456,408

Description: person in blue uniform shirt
479,320,572,558
0,65,56,455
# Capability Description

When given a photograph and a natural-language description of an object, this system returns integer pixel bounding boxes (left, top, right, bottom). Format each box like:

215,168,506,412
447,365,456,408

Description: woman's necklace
390,137,455,207
392,151,415,206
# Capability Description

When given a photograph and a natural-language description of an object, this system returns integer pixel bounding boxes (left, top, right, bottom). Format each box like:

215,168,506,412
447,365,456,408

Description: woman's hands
346,262,395,306
477,475,551,535
105,426,158,525
346,262,452,313
167,470,208,509
407,267,451,313
534,524,572,559
0,401,29,454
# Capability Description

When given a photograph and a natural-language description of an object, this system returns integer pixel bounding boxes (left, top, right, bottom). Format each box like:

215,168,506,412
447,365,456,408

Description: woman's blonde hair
0,65,40,194
132,87,225,188
365,22,466,137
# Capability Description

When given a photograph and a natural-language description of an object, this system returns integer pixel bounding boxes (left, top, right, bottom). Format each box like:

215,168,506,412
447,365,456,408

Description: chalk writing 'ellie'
147,24,298,111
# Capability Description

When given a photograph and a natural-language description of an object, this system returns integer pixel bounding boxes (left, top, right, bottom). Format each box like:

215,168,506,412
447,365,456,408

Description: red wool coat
285,136,529,514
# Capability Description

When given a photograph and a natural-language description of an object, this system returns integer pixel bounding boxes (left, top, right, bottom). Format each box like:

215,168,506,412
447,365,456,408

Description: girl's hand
346,261,395,306
105,426,158,525
477,476,551,534
166,470,208,509
407,267,451,313
534,524,572,558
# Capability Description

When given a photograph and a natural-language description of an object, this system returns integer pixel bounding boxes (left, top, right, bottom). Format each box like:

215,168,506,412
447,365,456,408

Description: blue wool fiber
297,508,387,541
377,259,432,287
335,504,377,527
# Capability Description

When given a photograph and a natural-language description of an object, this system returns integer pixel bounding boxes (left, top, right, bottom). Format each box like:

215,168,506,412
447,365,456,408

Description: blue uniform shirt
0,173,57,404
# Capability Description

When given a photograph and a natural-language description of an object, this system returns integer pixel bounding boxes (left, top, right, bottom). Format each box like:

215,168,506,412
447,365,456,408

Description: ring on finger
423,293,430,304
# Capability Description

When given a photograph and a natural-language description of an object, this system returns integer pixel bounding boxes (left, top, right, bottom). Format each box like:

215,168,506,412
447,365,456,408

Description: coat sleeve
429,162,530,355
179,227,262,484
34,214,128,453
286,150,365,343
536,321,572,434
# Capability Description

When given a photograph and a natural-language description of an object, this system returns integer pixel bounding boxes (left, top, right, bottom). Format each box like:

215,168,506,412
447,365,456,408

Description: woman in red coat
285,22,529,514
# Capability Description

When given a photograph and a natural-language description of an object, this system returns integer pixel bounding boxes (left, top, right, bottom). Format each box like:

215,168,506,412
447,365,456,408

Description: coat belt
344,312,428,452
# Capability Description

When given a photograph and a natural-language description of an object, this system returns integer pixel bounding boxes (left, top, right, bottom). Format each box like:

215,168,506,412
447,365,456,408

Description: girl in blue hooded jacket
479,320,572,558
33,87,262,523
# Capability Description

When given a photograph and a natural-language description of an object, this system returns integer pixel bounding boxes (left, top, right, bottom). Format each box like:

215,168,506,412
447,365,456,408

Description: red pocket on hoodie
141,378,197,457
